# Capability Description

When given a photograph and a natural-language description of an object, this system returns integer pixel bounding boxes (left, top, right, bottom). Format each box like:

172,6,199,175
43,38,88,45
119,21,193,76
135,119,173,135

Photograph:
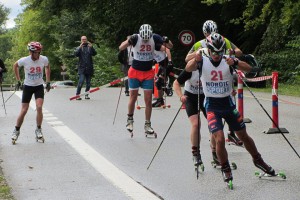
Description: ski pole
112,77,124,125
147,103,183,170
1,85,7,115
2,90,17,106
230,62,300,159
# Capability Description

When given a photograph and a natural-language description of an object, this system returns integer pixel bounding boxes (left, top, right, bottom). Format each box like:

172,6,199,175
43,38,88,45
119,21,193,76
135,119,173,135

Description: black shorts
184,91,206,118
22,84,44,103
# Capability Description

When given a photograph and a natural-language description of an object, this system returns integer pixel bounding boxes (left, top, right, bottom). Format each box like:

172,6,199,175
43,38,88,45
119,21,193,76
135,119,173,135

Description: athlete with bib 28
119,24,173,136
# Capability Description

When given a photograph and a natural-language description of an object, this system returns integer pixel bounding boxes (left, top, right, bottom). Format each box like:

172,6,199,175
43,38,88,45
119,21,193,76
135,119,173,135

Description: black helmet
206,33,225,52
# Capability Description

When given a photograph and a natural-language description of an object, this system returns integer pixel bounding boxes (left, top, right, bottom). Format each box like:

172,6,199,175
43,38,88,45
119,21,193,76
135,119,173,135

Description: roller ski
226,131,244,147
35,128,45,143
126,117,134,138
193,154,204,179
11,129,20,145
211,152,237,170
221,162,234,190
255,171,286,179
253,153,285,179
144,121,157,138
152,98,165,108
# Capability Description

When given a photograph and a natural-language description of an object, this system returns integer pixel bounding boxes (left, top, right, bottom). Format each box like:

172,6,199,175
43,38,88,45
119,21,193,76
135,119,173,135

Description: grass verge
248,82,300,97
0,166,14,200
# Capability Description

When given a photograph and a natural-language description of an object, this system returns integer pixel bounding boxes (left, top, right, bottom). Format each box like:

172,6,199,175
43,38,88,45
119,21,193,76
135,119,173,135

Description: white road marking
15,91,160,200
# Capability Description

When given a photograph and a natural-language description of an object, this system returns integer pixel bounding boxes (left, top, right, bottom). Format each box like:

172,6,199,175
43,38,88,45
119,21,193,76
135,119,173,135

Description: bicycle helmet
206,33,225,53
202,20,218,36
27,42,43,51
139,24,153,40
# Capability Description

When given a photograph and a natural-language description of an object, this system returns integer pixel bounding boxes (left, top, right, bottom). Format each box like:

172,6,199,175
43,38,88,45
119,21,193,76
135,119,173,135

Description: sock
15,126,20,131
192,146,199,156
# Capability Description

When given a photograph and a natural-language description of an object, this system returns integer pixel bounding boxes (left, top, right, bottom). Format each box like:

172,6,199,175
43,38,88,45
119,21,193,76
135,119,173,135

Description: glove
15,81,21,90
46,82,51,92
162,36,169,43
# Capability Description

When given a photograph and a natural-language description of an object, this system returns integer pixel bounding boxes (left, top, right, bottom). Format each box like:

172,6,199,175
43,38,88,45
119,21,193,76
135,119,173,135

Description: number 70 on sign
178,30,195,46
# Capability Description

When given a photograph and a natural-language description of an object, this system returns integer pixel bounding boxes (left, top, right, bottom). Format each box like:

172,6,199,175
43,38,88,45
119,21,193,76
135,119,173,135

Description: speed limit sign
178,30,195,46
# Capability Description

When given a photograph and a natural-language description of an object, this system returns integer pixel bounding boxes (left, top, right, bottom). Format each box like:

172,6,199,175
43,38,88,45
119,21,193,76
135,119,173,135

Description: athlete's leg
34,85,45,127
235,128,259,156
141,70,155,121
189,114,201,150
35,98,44,126
128,87,138,115
212,130,228,165
16,103,30,127
16,85,34,127
144,89,152,121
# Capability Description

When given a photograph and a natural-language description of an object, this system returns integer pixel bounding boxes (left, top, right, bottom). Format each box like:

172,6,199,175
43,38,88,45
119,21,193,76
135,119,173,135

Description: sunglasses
211,51,224,56
32,51,41,54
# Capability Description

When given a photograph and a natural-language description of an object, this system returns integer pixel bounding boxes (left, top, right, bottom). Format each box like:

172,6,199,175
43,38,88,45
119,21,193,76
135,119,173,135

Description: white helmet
202,20,218,36
139,24,153,40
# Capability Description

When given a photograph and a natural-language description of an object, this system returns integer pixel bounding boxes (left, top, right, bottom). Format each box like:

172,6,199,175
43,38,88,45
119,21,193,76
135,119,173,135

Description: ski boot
211,151,220,167
85,94,90,100
35,128,45,143
227,131,243,146
165,85,173,96
221,162,233,190
126,117,134,138
152,98,165,108
193,153,204,179
144,121,157,138
211,152,237,170
11,129,20,145
253,154,275,176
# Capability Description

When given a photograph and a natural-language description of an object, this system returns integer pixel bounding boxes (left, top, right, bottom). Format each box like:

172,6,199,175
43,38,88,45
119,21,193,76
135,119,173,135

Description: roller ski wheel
193,155,204,179
255,171,286,179
12,139,17,145
194,163,205,179
221,164,233,190
127,130,133,138
145,131,157,138
226,180,233,190
11,129,20,145
161,104,171,109
36,136,45,143
211,160,237,170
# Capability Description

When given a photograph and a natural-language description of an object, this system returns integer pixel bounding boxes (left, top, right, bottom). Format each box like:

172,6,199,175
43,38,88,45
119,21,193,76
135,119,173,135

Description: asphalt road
0,87,299,200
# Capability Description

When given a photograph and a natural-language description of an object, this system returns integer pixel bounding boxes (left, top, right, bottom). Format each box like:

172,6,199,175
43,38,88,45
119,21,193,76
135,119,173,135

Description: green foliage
0,0,299,85
0,3,10,32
